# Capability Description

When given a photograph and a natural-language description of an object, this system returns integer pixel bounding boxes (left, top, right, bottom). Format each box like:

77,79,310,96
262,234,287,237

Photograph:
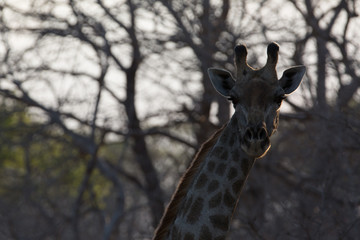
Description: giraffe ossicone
153,42,306,240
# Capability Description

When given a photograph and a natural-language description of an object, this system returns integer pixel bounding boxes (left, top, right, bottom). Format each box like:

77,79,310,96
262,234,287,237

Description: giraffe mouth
240,128,271,158
241,138,270,158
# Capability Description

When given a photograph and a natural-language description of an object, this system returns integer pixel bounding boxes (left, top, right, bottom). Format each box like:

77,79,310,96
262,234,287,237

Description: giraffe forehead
232,79,278,107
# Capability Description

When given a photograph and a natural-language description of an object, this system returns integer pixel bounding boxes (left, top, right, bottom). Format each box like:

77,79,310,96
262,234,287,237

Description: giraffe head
208,42,305,158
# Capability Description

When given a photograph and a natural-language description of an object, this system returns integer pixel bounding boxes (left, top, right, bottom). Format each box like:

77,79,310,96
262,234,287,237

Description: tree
0,0,167,238
0,0,360,239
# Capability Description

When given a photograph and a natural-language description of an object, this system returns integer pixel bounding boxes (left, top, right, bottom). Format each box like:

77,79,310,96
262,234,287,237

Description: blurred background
0,0,359,239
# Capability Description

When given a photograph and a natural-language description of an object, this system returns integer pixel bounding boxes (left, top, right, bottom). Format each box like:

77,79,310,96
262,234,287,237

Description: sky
1,0,359,131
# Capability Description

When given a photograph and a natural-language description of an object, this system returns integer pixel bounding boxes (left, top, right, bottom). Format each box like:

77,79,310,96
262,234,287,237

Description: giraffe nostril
244,128,253,142
258,127,267,141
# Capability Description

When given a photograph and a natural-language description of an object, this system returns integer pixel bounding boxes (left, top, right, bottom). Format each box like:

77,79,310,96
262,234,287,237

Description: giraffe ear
208,68,235,97
279,66,306,95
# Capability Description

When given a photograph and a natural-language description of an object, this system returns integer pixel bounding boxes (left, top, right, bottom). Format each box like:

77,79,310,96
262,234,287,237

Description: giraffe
153,42,306,240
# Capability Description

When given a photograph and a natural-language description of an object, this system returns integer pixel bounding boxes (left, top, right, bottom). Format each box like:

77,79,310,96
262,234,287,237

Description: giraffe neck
154,117,256,240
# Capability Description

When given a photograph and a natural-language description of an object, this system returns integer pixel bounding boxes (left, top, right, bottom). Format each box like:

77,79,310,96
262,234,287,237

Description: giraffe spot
195,173,208,189
207,161,216,172
232,179,244,194
215,163,226,176
212,146,224,158
207,180,219,193
223,190,236,209
186,197,204,224
232,149,240,162
183,232,195,240
199,225,212,240
229,134,236,146
210,214,230,231
214,236,226,240
220,151,228,160
209,192,222,208
227,167,237,180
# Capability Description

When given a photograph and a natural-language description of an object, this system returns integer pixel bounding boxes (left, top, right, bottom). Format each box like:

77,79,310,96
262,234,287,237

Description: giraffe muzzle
241,125,270,158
